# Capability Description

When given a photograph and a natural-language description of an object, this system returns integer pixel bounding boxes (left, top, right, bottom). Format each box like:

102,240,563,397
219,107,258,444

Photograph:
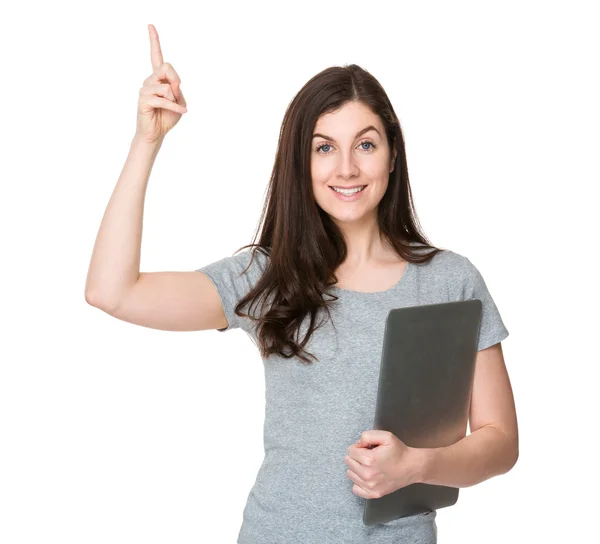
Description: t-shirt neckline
329,260,413,296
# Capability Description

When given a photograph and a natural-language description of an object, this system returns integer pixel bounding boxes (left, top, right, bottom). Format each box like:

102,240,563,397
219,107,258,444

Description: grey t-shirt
196,245,509,544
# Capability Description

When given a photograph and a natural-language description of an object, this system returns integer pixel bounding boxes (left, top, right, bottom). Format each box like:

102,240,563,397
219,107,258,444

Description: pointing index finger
148,24,164,72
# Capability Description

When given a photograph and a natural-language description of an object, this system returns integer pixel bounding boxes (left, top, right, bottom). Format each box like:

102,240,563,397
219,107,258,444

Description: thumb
172,81,182,101
357,430,390,449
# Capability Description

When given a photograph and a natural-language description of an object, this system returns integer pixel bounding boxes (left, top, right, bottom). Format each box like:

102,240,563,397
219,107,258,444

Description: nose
335,149,360,179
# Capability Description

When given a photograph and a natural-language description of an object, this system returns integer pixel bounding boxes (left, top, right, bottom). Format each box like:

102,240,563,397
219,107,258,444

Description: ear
390,149,397,173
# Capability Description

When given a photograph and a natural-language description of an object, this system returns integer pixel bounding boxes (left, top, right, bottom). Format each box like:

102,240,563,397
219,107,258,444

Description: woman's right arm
84,135,228,332
84,24,228,332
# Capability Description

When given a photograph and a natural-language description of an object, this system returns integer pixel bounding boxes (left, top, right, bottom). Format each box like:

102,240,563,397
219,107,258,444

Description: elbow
84,289,117,314
85,289,102,307
489,426,519,475
510,444,519,471
503,439,519,474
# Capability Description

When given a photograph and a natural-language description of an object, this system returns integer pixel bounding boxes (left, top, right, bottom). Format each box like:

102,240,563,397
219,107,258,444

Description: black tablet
363,299,483,526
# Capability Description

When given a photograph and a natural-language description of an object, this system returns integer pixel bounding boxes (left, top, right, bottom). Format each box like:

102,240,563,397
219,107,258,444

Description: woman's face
310,101,396,225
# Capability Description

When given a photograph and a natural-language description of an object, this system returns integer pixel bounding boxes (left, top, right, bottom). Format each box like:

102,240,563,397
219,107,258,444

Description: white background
1,1,598,542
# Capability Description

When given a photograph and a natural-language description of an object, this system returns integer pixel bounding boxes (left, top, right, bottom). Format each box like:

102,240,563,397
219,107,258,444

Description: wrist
408,446,432,485
132,133,164,150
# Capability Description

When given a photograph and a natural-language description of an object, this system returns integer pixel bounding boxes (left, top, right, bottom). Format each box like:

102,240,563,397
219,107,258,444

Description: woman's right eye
316,143,332,154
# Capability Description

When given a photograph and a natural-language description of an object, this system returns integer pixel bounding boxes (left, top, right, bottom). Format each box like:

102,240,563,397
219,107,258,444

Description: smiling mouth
330,185,367,194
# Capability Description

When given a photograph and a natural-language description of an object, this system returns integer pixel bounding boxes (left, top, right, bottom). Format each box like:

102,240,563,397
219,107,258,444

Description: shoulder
196,246,270,285
412,245,471,276
246,247,270,276
411,245,486,296
223,246,269,268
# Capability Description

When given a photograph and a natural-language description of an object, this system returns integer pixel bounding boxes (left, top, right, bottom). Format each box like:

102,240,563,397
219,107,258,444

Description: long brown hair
232,64,442,364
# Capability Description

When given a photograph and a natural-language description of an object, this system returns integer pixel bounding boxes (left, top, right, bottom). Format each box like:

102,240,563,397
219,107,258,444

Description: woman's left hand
344,430,423,499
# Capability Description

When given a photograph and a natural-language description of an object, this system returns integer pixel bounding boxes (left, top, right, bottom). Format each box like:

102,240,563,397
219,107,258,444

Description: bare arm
83,133,229,332
411,423,517,489
411,343,519,488
84,133,230,332
84,134,161,308
84,26,230,332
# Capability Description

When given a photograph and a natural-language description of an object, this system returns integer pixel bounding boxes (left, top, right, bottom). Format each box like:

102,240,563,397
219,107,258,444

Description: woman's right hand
135,24,188,144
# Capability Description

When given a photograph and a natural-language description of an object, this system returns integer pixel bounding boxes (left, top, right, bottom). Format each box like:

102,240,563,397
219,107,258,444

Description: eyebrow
312,125,381,142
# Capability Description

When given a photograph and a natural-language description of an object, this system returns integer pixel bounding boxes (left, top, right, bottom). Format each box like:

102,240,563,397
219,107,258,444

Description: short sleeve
462,257,509,351
195,249,267,332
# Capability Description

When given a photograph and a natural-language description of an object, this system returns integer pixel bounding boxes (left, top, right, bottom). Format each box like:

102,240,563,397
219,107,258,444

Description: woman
85,24,518,544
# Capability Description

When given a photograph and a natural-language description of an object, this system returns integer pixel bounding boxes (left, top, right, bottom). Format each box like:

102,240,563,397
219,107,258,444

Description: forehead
314,101,382,134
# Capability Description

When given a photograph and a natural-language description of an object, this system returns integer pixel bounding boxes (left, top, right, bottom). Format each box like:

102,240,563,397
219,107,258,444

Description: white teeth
332,185,365,195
